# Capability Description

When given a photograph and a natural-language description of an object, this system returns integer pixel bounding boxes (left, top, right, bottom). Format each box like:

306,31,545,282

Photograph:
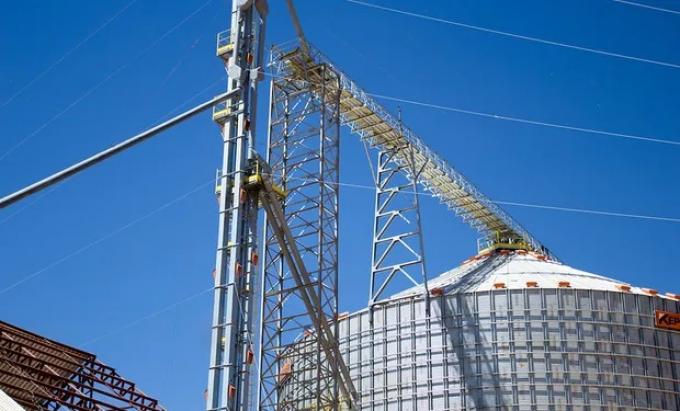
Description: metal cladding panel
333,289,680,410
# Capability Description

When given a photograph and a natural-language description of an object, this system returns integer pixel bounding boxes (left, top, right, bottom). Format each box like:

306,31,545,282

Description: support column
258,50,342,411
367,144,430,308
207,1,267,410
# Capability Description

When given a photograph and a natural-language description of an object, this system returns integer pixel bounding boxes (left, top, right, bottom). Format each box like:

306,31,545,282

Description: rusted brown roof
0,320,165,411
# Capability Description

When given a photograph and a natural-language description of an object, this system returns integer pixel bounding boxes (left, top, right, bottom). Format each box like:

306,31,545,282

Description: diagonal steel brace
247,158,359,409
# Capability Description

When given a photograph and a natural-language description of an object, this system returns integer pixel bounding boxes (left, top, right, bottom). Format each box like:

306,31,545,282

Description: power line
2,172,676,313
0,187,57,227
81,287,212,346
0,0,216,163
0,66,128,162
367,93,680,147
494,200,680,223
0,0,140,109
260,72,680,220
0,178,213,296
612,0,680,15
269,173,680,224
153,76,224,124
0,76,224,223
261,70,680,148
158,12,223,89
345,0,680,70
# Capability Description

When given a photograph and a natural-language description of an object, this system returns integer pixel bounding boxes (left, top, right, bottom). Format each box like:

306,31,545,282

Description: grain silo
279,249,680,410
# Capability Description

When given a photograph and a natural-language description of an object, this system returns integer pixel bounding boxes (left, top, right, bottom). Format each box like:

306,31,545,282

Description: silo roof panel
390,252,673,300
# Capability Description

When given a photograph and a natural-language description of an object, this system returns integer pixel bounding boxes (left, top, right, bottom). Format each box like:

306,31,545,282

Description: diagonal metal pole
255,171,359,408
284,0,310,56
0,90,239,209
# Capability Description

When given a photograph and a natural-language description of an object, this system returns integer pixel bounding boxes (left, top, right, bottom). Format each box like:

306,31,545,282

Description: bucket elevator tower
206,1,267,410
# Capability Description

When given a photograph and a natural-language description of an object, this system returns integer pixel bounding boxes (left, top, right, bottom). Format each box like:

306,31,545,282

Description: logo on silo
655,310,680,331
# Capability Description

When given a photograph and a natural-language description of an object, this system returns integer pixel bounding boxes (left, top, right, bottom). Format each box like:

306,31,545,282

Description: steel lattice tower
257,47,343,410
367,144,430,308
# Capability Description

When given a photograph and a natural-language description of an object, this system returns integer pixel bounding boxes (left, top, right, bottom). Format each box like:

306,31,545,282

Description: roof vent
493,282,506,289
558,281,571,288
645,288,659,296
617,285,632,292
526,281,538,288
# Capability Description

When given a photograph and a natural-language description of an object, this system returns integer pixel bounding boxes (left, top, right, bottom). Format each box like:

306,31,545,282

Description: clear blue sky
1,0,679,409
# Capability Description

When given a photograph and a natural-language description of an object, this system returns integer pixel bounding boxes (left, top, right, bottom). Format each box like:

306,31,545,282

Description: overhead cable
0,76,224,225
267,174,680,224
81,286,213,346
0,187,57,227
0,0,216,163
0,178,214,296
367,93,680,147
0,0,140,109
2,173,677,300
493,200,680,223
0,89,236,208
262,71,680,148
346,0,680,70
612,0,680,15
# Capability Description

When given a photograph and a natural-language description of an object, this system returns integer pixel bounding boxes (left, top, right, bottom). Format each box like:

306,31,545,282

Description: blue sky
1,0,679,409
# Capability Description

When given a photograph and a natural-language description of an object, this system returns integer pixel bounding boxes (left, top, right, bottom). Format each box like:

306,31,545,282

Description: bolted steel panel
285,288,680,410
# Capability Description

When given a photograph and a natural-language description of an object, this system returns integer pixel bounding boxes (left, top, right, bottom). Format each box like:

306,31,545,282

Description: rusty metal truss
0,320,165,411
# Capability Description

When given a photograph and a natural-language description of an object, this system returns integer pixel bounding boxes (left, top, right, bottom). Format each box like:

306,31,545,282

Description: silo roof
389,251,674,300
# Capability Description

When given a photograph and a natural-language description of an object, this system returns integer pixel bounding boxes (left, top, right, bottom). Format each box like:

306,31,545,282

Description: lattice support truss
257,55,345,410
368,145,430,307
273,44,553,260
0,321,164,411
252,159,358,410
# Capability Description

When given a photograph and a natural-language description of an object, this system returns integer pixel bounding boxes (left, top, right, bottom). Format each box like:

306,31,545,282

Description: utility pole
206,1,268,410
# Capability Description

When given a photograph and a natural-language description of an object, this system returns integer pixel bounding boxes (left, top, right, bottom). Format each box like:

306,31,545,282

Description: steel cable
346,0,680,69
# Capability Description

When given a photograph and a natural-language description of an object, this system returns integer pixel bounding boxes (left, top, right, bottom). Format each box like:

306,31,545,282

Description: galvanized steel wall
327,289,680,410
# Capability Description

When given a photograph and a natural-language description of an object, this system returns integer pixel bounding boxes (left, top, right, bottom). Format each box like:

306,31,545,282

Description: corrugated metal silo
282,250,680,410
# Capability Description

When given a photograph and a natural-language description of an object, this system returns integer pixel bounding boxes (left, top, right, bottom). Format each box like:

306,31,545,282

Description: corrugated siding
0,387,25,411
333,289,680,410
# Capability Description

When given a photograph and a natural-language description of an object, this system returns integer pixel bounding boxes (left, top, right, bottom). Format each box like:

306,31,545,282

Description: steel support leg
368,145,430,307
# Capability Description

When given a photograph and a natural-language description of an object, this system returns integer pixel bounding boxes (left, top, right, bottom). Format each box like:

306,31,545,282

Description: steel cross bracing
257,54,349,410
250,159,359,410
206,1,268,411
368,146,430,307
270,45,552,260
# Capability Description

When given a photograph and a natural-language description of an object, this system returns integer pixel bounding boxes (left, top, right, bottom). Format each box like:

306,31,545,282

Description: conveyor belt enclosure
270,45,549,257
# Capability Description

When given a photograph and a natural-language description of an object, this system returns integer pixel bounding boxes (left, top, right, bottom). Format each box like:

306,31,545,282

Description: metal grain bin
284,251,680,410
